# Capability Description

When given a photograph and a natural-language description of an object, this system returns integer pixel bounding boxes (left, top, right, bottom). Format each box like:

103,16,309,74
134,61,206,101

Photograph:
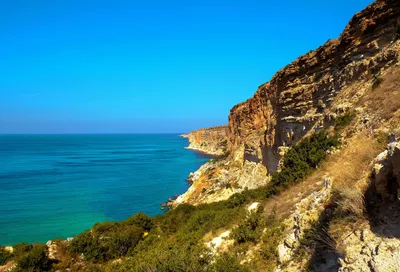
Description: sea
0,134,211,246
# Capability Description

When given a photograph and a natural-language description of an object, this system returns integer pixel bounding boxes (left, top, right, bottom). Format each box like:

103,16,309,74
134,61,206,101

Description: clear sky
0,0,374,134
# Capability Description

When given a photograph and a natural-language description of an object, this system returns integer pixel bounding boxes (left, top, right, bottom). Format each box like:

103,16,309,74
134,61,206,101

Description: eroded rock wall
227,0,400,173
176,0,400,206
182,126,229,156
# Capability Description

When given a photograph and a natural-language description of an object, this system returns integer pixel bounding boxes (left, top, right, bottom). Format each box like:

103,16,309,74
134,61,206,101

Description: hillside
1,0,400,271
176,0,400,206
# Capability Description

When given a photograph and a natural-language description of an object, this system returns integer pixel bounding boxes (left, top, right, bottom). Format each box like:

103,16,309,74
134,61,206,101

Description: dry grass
261,132,382,219
325,133,381,190
359,67,400,121
333,187,365,217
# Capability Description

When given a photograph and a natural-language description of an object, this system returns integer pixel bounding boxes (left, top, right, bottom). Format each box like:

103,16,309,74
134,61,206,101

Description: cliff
181,125,229,156
227,0,399,172
175,0,400,206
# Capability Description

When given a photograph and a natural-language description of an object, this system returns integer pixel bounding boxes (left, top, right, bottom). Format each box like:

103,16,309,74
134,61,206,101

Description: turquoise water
0,134,210,246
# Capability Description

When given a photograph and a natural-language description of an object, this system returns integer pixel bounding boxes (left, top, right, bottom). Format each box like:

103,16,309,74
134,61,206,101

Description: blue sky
0,0,374,134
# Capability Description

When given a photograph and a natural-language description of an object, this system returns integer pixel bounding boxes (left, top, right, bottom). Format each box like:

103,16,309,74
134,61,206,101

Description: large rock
372,142,400,200
338,227,400,272
277,179,332,264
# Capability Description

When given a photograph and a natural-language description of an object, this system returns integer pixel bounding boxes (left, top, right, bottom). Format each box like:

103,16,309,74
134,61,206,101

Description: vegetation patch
0,247,12,265
208,253,250,272
372,75,384,89
270,131,340,190
231,206,264,244
258,212,284,271
14,244,52,272
68,213,154,262
334,110,356,132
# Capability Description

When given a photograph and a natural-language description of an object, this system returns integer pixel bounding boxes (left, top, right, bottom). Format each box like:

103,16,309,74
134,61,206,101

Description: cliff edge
181,125,229,156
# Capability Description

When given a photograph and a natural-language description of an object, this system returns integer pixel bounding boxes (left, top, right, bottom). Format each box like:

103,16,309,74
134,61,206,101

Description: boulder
372,142,400,200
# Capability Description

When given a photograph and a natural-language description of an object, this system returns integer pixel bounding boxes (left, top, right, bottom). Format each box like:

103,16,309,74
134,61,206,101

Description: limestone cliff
227,0,399,172
175,0,400,206
182,125,228,156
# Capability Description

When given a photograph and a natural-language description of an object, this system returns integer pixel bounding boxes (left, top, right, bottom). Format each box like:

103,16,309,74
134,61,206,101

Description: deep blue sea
0,134,210,246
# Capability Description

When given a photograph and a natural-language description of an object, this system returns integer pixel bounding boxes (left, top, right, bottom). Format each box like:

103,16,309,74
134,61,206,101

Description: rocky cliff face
175,0,400,206
227,0,400,173
182,126,229,156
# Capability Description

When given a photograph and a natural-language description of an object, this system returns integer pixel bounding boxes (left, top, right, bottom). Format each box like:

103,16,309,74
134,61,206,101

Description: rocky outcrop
174,154,268,206
372,141,400,200
277,178,332,267
337,227,400,272
334,141,400,272
205,230,233,254
182,126,229,156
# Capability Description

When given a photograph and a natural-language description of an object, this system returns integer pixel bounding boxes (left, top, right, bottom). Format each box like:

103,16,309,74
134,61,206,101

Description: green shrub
334,110,356,131
207,253,250,272
159,204,197,233
395,19,400,40
226,192,249,208
372,75,383,90
107,226,143,257
15,244,52,272
123,212,154,231
260,213,284,262
69,212,155,262
69,231,108,262
183,211,216,233
92,221,118,234
69,223,145,262
271,131,339,188
108,240,211,272
0,248,12,265
13,243,33,257
231,207,264,244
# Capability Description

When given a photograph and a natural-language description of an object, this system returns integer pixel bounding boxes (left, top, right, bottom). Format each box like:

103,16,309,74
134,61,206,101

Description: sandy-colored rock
277,179,332,265
182,126,229,156
227,0,400,174
205,230,234,254
372,142,400,200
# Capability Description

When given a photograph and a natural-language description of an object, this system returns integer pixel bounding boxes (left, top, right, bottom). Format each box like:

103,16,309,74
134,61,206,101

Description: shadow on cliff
304,203,342,272
291,203,342,272
364,172,400,239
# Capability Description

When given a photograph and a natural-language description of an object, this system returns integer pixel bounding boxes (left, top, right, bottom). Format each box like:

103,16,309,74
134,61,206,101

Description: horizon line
0,132,188,136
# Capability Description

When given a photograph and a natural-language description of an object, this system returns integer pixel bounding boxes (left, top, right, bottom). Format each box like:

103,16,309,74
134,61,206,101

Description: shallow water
0,134,210,245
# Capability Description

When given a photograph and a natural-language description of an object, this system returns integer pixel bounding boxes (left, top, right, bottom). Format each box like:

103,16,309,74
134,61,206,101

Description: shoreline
160,138,218,210
184,146,219,158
